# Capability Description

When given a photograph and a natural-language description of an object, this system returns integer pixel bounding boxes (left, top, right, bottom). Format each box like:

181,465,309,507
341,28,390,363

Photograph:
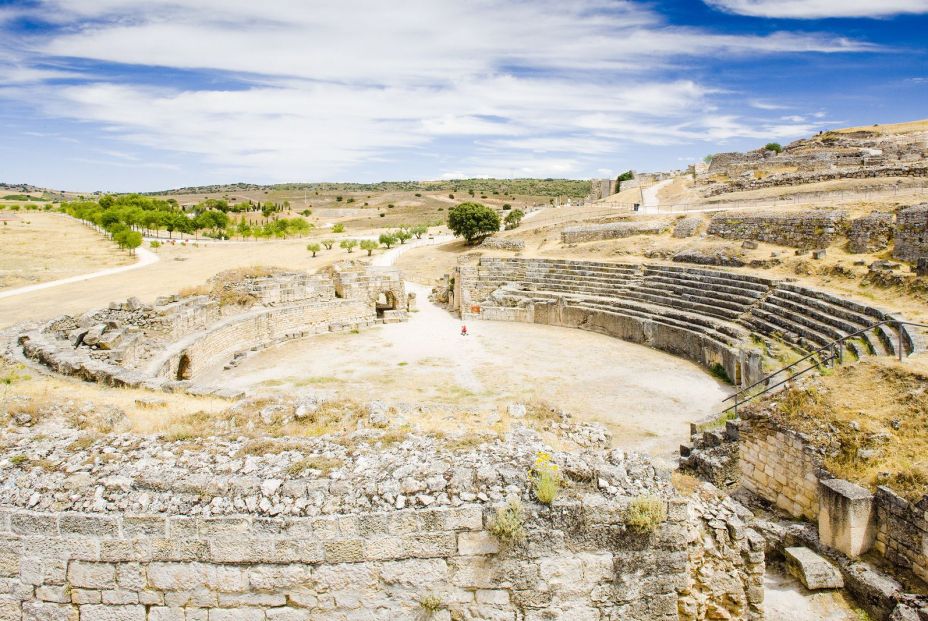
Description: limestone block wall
737,414,928,584
155,297,221,340
157,299,372,381
480,237,525,251
874,486,928,583
706,210,849,249
848,212,894,254
0,501,693,621
893,204,928,262
737,415,825,520
561,220,668,244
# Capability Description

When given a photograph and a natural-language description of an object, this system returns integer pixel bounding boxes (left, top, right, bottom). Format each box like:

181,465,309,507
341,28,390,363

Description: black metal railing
718,319,928,418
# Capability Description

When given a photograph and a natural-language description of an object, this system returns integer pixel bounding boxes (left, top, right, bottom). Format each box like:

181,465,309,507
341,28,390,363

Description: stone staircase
469,258,921,363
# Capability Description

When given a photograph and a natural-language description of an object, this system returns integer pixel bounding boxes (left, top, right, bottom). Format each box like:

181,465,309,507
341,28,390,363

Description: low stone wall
0,500,694,621
708,412,928,585
893,203,928,262
707,210,848,249
480,236,525,251
874,486,928,583
561,220,668,244
848,212,894,254
673,217,703,238
738,415,826,520
153,299,373,381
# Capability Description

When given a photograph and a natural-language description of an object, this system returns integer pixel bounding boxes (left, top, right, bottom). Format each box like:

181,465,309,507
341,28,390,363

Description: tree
411,225,428,239
504,209,524,230
306,243,321,257
379,232,398,248
237,218,252,240
615,171,634,190
447,202,500,244
332,223,345,233
340,239,359,253
114,229,142,253
289,218,312,237
764,142,783,154
395,229,412,244
359,239,378,256
322,239,335,250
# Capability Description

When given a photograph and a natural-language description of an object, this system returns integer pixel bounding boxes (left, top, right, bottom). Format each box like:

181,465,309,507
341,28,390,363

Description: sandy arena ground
204,284,732,461
0,212,133,291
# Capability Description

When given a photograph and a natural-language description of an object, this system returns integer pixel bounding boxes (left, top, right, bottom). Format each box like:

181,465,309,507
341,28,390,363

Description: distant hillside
145,178,592,198
699,118,928,196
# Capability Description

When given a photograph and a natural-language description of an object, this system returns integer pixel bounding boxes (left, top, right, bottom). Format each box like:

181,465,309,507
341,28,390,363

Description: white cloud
0,0,884,184
705,0,928,19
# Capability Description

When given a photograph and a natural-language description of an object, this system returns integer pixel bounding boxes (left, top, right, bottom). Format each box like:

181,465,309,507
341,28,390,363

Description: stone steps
621,290,743,321
643,273,765,303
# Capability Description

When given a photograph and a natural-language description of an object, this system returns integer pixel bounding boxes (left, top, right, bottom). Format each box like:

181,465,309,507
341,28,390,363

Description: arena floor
204,284,733,461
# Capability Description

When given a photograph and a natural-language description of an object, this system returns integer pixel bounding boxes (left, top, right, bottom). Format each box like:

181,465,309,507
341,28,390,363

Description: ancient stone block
818,478,876,558
784,547,844,590
67,562,116,590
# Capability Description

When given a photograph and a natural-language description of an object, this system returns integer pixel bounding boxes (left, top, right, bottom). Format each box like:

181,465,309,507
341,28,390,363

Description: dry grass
752,358,928,501
287,456,343,476
0,212,132,291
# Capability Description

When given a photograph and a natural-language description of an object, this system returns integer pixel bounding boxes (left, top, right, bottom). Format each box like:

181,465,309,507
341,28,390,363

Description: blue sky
0,0,926,192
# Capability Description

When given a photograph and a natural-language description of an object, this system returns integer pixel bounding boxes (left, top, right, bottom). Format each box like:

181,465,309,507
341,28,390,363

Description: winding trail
639,178,673,214
371,235,455,267
0,248,160,301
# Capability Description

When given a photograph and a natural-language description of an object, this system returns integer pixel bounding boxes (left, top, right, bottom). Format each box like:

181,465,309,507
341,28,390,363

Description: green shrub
332,223,345,233
489,499,526,544
322,239,335,250
340,239,359,253
708,362,732,384
624,496,667,534
149,240,161,248
531,452,561,505
764,142,782,153
418,594,444,613
306,243,321,257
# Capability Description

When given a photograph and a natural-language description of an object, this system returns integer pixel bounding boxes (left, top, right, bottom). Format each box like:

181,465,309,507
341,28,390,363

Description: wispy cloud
705,0,928,19
0,0,894,186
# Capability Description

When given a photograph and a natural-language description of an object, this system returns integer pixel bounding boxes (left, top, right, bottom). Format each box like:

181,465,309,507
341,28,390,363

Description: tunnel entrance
176,353,192,380
375,291,397,318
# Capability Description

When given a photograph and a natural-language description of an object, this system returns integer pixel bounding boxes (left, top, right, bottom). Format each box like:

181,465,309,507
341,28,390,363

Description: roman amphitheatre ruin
2,119,928,621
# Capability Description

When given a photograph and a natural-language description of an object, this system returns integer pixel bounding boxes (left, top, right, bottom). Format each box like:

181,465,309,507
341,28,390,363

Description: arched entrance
176,353,192,380
375,291,397,318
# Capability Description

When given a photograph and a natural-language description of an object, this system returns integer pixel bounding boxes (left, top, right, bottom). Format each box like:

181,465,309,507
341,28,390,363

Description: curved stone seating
455,257,920,387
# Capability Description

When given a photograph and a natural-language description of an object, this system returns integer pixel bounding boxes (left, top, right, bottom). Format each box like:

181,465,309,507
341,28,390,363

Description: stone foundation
561,220,669,244
893,204,928,262
706,210,848,249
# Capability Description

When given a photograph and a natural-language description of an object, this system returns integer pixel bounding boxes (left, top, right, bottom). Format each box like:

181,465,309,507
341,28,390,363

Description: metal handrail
718,319,928,417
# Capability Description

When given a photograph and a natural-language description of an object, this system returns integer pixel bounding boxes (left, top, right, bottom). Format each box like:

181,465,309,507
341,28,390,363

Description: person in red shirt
460,325,468,336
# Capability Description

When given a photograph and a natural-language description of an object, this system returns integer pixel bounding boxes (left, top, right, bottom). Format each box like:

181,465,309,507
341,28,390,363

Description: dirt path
0,247,159,301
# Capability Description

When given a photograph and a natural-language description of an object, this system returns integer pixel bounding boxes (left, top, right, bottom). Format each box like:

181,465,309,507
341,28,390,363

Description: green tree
395,229,412,244
340,239,359,253
764,142,783,153
322,239,335,250
447,202,500,244
332,223,346,233
114,229,142,253
504,209,524,230
615,170,634,189
379,232,398,248
411,225,428,239
359,239,378,256
289,218,312,237
306,243,321,257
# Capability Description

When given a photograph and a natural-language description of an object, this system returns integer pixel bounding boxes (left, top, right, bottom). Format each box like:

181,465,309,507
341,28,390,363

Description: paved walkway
0,247,159,301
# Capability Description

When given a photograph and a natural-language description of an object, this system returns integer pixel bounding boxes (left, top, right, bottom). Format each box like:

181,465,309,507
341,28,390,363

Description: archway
176,353,192,380
375,291,397,317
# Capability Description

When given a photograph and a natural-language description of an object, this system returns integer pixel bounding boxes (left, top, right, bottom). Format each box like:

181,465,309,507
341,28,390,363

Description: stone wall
738,414,826,520
15,265,407,397
708,412,928,585
561,220,669,244
480,237,525,251
849,212,894,254
153,299,373,382
874,486,928,583
706,210,848,249
893,204,928,262
0,500,697,621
